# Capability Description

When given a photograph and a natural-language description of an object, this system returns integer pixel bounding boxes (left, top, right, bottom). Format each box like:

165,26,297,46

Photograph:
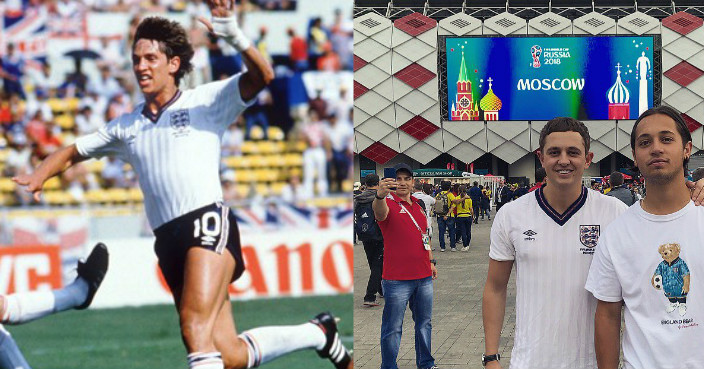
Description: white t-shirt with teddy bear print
586,200,704,369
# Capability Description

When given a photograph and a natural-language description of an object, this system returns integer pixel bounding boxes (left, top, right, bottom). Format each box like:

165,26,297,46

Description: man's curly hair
133,17,194,86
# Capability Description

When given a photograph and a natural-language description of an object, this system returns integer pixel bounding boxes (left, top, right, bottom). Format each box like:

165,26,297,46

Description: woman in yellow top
456,185,474,251
480,187,492,220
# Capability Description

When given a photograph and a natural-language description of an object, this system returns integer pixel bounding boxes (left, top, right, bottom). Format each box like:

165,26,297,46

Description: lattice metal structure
354,2,704,168
437,35,450,122
653,35,663,115
354,2,704,21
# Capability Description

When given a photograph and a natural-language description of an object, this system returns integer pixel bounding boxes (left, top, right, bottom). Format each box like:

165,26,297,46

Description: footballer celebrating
12,1,351,369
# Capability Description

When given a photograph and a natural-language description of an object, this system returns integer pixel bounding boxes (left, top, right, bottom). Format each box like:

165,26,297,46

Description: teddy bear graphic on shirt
652,243,691,317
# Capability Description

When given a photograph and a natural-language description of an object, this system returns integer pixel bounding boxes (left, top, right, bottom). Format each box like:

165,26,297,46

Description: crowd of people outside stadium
354,112,704,369
591,175,644,201
0,0,353,206
355,175,540,251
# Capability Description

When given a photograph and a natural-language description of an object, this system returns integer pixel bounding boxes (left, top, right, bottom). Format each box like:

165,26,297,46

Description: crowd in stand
0,0,353,206
41,0,298,15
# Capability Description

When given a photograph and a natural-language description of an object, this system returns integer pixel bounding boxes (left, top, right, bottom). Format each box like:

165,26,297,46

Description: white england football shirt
75,74,252,229
490,186,628,369
586,201,704,369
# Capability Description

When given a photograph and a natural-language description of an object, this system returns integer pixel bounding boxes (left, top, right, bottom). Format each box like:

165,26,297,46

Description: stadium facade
353,1,704,183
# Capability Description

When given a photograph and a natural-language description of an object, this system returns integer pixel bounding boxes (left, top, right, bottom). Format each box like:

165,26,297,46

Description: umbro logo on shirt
523,230,537,241
201,235,216,246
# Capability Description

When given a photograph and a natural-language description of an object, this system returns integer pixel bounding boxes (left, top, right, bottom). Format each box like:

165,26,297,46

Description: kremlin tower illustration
451,49,480,120
607,63,630,120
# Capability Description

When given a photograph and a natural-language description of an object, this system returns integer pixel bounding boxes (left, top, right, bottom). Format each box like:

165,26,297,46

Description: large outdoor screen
444,36,657,121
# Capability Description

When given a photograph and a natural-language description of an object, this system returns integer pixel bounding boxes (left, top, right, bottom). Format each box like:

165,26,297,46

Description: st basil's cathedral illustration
479,77,502,121
607,63,630,120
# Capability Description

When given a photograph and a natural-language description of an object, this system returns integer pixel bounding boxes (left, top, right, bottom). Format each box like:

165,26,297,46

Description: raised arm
199,0,274,101
482,258,513,369
238,44,275,101
12,144,88,202
373,178,395,222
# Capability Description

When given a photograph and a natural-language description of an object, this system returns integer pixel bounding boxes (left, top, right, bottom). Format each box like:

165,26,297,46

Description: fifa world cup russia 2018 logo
531,45,542,68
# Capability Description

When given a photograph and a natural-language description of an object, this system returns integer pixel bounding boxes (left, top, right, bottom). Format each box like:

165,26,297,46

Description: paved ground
353,215,518,369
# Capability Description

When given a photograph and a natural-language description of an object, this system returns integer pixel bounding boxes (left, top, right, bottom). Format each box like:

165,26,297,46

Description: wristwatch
375,194,386,200
430,259,437,265
482,353,500,366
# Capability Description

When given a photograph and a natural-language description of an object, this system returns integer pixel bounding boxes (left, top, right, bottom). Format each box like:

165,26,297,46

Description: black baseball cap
394,163,413,177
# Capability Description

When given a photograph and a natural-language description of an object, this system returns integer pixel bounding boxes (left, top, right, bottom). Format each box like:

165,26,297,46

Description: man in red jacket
373,163,438,369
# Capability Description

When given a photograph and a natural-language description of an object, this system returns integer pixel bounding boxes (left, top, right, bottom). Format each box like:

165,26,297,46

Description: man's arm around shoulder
451,192,464,205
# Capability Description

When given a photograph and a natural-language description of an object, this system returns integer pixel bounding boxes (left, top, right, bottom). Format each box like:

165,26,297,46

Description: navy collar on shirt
535,184,588,226
664,257,681,267
141,89,182,123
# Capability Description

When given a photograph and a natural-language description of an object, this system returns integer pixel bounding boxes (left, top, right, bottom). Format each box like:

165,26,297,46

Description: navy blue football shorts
154,202,245,288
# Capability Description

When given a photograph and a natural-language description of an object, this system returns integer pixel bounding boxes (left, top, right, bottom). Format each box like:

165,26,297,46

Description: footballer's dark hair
539,117,591,153
133,17,194,86
630,105,692,175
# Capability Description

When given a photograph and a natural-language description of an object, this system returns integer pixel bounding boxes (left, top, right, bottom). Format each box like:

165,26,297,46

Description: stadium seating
47,97,80,114
0,96,305,205
219,137,307,198
0,149,10,162
0,178,15,192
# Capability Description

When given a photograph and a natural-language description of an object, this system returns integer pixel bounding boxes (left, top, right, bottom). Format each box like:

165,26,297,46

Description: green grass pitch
9,294,352,369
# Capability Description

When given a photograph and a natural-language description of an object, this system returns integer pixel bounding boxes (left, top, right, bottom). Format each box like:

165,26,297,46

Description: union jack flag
234,204,352,232
2,5,49,67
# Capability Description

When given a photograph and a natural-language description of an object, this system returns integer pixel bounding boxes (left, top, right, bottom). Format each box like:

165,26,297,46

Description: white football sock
1,278,89,324
239,322,325,368
187,352,224,369
2,291,54,325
